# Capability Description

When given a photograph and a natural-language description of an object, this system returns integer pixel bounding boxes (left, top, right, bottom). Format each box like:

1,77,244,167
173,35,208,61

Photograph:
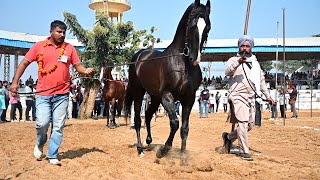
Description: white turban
238,35,254,48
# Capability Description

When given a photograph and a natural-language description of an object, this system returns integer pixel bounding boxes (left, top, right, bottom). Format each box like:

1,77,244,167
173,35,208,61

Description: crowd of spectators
201,69,320,90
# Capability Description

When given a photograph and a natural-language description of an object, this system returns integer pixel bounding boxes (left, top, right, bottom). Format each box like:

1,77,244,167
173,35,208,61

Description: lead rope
17,50,190,95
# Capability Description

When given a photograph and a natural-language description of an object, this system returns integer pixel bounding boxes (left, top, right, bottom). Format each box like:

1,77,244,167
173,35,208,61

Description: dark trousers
10,103,18,120
1,99,9,121
280,104,286,118
94,100,102,116
223,104,227,112
17,101,22,120
25,100,36,120
216,101,220,112
72,101,78,118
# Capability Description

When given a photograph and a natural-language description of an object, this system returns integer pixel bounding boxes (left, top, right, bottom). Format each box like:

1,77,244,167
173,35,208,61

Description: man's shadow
60,147,107,159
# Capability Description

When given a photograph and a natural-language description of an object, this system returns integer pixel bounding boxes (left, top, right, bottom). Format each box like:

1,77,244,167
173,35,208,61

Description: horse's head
185,0,211,66
99,66,114,82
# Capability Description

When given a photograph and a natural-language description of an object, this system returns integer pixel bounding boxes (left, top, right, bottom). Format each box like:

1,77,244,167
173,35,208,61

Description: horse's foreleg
180,105,191,154
145,97,160,145
156,92,179,158
180,104,192,165
117,102,122,126
106,101,110,127
109,100,116,128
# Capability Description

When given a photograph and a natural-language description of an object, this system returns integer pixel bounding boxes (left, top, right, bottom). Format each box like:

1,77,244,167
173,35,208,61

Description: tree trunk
79,82,100,119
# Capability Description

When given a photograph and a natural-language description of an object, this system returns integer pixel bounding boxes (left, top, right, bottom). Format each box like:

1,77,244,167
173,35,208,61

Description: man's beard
239,51,252,57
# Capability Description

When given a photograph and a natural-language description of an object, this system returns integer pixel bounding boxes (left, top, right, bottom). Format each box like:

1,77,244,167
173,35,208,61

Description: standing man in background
10,20,94,166
199,85,210,118
287,80,298,119
222,93,228,113
215,91,221,112
25,82,36,121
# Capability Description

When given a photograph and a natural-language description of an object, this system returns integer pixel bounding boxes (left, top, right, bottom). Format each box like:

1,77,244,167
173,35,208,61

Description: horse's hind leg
108,100,117,129
145,96,160,145
133,95,144,157
156,92,179,158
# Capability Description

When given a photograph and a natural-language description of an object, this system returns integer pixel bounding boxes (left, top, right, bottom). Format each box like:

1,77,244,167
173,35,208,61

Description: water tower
89,0,131,23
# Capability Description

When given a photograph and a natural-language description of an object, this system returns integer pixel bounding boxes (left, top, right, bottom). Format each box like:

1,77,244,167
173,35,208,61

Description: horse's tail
124,86,133,126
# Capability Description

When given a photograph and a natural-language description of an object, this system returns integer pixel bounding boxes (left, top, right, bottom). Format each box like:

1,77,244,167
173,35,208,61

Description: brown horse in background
100,66,126,128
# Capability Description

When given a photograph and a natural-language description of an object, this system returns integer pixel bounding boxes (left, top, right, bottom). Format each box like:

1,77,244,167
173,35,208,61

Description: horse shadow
64,124,73,128
128,143,187,158
60,147,107,159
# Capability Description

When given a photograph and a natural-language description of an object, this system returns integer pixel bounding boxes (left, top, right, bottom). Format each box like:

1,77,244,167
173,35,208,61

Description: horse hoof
180,153,189,166
146,137,152,145
156,146,170,158
138,152,144,158
108,124,116,129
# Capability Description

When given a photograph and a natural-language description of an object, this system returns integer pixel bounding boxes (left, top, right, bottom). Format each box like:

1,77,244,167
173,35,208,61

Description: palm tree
63,12,159,119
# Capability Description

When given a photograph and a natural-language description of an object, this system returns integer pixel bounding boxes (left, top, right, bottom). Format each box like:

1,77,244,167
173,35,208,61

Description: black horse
125,0,211,159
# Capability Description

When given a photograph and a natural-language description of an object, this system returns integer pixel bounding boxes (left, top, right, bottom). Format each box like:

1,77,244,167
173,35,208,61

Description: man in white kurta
222,35,274,160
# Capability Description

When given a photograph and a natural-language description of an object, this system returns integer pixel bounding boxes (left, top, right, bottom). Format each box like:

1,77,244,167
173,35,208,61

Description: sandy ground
0,110,319,180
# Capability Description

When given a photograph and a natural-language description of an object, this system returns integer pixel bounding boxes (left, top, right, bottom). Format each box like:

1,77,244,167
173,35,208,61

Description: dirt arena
0,110,319,180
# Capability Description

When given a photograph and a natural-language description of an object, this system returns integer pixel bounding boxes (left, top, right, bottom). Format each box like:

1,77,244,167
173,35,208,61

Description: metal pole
275,22,279,87
282,8,286,126
244,0,252,35
275,21,279,119
311,65,313,117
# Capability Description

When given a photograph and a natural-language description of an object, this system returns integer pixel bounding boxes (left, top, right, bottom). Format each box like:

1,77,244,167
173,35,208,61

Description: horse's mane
172,3,194,42
170,2,208,49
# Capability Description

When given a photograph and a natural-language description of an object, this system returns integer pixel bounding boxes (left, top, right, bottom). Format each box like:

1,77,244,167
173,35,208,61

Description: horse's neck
168,26,187,51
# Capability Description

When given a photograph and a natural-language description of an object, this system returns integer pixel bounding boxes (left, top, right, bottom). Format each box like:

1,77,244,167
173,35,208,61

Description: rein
104,53,185,68
241,63,268,102
17,52,189,95
17,76,99,95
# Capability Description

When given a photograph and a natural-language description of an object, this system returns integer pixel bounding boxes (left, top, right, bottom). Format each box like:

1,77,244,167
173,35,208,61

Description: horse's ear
194,0,200,8
206,0,211,14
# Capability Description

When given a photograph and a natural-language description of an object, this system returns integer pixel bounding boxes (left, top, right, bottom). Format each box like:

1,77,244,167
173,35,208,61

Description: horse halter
183,14,208,57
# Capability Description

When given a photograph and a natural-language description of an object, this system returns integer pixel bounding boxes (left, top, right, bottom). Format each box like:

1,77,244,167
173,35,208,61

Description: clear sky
1,0,319,81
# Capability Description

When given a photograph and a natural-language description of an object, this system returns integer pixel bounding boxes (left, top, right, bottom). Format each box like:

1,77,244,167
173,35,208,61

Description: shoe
269,118,275,120
49,159,62,166
34,145,43,160
222,132,231,153
239,153,253,161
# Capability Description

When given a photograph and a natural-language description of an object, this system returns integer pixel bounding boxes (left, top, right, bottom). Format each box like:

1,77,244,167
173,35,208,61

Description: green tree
63,12,160,119
259,61,273,72
277,60,318,75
